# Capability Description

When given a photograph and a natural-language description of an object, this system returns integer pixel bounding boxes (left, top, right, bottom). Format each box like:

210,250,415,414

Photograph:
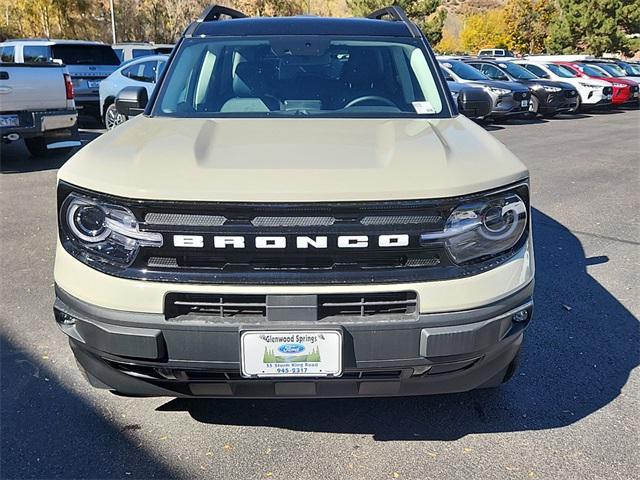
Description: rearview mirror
457,88,492,118
116,86,148,117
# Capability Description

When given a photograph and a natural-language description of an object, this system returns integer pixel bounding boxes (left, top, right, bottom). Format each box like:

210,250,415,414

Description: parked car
478,48,514,57
464,59,579,116
514,60,613,111
99,54,168,129
55,6,534,398
582,60,640,83
0,62,80,157
439,59,531,119
0,39,120,119
447,81,493,119
556,62,638,107
112,43,173,62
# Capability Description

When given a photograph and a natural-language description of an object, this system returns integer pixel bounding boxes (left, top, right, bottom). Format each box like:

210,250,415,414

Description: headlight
421,189,528,264
613,83,626,88
60,192,162,270
542,85,562,93
484,86,511,96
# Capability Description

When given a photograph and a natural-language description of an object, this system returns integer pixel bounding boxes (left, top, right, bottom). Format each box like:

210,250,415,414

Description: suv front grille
165,291,418,322
58,182,529,285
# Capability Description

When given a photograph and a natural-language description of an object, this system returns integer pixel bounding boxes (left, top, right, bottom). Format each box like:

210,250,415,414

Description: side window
479,64,506,80
122,61,156,83
524,64,548,78
0,46,15,62
113,48,124,62
23,45,52,64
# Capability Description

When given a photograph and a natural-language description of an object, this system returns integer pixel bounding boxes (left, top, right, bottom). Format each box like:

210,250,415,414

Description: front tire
104,103,127,130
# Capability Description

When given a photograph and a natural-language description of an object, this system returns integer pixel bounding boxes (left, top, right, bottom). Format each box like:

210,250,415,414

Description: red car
555,61,639,106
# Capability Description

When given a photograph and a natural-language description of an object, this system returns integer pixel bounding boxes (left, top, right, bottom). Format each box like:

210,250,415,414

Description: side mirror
457,87,492,118
115,86,148,117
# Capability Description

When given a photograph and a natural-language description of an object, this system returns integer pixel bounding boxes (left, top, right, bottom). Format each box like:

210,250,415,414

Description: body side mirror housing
457,88,492,118
116,86,148,117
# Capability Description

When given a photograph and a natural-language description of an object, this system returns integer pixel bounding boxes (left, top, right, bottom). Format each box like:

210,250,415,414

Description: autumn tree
346,0,447,45
502,0,557,54
460,9,509,53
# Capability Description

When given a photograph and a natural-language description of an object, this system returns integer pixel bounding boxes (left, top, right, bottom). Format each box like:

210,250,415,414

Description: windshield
52,44,120,66
594,63,626,77
154,37,445,118
579,63,609,77
500,62,538,80
443,60,488,81
545,63,576,78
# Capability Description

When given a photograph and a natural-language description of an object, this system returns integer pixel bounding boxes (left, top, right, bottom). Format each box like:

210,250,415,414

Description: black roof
190,16,415,38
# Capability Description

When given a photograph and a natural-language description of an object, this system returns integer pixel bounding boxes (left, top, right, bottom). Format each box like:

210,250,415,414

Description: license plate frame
0,114,19,127
87,80,100,88
240,330,343,378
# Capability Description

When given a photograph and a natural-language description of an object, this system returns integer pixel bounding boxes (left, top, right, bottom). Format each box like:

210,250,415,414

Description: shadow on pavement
1,130,101,174
159,208,638,441
0,336,177,479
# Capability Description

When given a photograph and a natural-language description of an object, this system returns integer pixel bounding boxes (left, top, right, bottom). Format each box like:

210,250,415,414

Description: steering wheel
344,95,397,109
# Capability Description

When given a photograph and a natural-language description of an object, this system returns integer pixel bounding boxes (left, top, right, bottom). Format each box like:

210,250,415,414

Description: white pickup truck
0,62,81,157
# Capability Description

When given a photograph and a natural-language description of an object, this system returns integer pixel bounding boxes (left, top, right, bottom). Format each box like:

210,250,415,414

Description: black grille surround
57,181,530,285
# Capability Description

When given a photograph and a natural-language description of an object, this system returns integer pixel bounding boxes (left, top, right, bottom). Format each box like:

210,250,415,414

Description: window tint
51,44,120,65
475,64,506,80
500,62,537,80
0,46,15,62
443,61,487,81
522,63,548,78
23,45,52,64
545,63,575,78
133,49,152,58
113,48,124,62
122,60,157,83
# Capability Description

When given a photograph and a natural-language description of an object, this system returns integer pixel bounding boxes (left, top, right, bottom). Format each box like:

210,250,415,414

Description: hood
58,116,528,203
466,80,529,93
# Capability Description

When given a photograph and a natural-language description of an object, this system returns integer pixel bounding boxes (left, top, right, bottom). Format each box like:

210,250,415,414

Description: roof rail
366,6,421,38
198,5,247,22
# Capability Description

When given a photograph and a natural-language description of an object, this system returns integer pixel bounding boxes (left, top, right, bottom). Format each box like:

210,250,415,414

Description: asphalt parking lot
1,110,638,480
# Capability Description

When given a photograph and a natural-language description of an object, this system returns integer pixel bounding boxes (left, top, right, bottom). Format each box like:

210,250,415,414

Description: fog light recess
512,309,529,323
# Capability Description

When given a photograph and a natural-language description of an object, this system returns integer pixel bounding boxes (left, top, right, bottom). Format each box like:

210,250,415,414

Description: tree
346,0,447,45
460,9,509,53
502,0,557,54
546,0,633,56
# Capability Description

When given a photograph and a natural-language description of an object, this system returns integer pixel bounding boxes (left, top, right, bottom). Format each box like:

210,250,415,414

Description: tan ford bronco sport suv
53,6,534,398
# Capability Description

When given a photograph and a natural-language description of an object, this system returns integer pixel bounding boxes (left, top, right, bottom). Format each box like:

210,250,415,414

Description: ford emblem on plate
278,343,305,354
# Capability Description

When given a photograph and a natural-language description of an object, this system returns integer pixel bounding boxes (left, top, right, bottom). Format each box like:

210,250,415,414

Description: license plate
87,80,100,88
241,330,342,378
521,100,529,108
0,115,19,127
634,92,638,98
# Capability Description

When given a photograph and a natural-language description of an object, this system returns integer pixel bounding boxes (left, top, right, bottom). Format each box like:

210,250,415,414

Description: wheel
528,96,539,115
573,95,582,113
24,137,72,158
104,103,127,130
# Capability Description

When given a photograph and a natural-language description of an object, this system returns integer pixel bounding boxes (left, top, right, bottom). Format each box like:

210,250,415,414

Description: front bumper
54,282,534,398
536,90,579,114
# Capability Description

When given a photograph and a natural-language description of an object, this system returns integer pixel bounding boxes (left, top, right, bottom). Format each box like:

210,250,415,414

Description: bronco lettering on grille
172,234,410,249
